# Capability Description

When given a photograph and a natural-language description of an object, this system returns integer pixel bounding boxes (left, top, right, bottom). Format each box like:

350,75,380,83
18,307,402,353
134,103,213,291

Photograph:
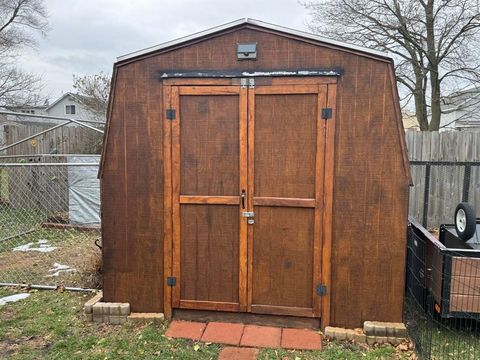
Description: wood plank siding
100,25,409,328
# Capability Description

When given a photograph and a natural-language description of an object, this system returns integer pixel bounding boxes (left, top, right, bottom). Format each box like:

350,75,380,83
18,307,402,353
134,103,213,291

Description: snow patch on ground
0,293,30,305
46,263,76,277
13,239,57,253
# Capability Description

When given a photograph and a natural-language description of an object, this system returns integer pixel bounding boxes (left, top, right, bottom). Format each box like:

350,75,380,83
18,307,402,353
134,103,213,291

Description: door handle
241,189,246,209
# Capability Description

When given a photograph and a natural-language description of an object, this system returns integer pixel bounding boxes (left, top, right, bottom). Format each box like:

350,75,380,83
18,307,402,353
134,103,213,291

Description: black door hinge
316,284,327,296
166,109,176,120
322,108,332,120
167,277,176,286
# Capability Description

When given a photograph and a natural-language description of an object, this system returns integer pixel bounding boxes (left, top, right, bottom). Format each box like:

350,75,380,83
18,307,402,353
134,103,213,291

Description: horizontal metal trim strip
159,69,343,79
410,161,480,166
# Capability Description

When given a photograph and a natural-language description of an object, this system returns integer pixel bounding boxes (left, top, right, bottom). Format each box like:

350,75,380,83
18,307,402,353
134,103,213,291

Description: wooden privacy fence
406,130,480,228
0,121,102,155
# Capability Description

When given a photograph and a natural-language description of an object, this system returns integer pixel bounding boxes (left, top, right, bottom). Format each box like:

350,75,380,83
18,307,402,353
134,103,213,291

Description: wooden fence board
406,130,480,228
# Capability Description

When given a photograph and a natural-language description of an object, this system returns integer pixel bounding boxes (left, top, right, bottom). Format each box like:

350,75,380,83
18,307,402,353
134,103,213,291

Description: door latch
242,211,255,225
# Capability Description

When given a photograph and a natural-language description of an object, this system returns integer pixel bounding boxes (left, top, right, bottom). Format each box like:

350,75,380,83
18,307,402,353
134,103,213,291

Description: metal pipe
0,229,35,243
0,120,73,152
0,163,99,166
0,110,105,125
0,282,97,292
0,154,100,159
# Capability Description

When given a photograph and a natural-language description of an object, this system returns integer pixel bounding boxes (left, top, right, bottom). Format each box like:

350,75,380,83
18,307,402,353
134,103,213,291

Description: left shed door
168,85,248,312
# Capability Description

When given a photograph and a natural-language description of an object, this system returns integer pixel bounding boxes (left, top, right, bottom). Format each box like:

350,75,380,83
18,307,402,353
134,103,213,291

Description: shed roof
116,18,391,63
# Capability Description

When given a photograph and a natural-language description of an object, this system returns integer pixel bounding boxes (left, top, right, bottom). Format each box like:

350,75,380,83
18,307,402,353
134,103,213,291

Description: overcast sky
19,0,310,100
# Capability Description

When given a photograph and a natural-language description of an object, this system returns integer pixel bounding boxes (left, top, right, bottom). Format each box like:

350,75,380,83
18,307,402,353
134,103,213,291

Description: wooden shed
99,18,411,329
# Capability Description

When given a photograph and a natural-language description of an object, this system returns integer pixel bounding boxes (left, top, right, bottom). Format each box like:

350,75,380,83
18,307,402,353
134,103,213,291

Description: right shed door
247,83,334,319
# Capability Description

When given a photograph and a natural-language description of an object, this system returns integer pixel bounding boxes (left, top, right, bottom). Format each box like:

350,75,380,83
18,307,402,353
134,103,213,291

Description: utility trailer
407,216,480,319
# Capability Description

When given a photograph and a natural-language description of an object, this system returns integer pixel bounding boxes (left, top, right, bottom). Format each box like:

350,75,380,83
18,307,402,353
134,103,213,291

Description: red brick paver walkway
218,347,259,360
240,324,282,348
165,320,323,355
201,322,245,345
165,320,206,340
281,327,322,350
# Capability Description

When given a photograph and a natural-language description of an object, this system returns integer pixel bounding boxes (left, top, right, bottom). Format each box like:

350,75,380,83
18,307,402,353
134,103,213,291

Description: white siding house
46,93,99,122
440,87,480,131
5,93,103,124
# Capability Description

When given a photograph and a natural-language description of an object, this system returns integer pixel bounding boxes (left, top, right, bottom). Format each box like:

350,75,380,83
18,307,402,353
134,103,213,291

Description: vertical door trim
239,85,249,312
321,83,337,329
246,85,255,313
312,85,328,317
163,85,173,319
171,86,181,308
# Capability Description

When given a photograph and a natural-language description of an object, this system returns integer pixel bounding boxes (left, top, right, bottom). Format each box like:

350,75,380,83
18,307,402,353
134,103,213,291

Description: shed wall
101,26,409,328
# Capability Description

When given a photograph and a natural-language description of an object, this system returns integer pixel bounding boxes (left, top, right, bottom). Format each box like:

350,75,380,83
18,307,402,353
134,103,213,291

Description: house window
66,105,76,114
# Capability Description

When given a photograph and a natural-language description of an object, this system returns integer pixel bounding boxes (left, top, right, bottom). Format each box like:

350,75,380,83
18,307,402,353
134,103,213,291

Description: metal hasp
167,277,176,286
242,211,255,225
166,109,176,120
322,108,332,120
237,42,257,60
316,284,327,296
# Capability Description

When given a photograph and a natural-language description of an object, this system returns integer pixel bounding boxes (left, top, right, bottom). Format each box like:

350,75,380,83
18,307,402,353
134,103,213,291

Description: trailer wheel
455,202,476,241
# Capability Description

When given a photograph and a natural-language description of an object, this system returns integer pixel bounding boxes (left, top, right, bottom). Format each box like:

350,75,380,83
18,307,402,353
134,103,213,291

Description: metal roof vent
237,43,257,60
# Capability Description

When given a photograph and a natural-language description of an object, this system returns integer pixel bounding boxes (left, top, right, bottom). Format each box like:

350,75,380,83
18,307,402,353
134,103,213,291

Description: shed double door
164,78,336,321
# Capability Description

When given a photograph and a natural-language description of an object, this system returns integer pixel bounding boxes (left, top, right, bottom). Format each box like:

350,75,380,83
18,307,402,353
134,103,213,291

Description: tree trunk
425,0,441,131
413,67,429,130
429,70,442,130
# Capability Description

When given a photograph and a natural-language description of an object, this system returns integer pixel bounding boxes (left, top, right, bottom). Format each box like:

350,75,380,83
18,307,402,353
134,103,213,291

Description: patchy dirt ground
0,229,101,289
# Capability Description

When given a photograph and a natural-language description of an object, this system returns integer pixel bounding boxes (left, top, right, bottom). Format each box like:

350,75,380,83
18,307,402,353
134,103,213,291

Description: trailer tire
454,202,476,241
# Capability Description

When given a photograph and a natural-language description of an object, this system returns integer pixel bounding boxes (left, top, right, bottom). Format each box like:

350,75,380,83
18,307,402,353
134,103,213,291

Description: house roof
116,18,391,63
46,92,94,110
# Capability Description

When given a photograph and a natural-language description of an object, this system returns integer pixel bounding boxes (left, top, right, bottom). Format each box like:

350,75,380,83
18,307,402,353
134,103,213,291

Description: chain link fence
0,155,101,290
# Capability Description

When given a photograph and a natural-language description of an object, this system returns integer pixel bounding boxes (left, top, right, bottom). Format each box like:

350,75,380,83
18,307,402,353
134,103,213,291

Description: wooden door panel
251,207,314,311
171,85,247,312
180,205,240,304
253,93,317,199
180,95,239,196
248,85,327,318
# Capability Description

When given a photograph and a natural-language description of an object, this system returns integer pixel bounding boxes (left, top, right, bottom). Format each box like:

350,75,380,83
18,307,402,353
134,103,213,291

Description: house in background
6,92,103,124
440,87,480,131
402,111,420,131
1,93,105,155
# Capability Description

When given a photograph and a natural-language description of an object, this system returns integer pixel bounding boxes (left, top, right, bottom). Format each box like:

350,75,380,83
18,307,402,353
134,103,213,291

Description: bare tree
0,0,48,107
302,0,480,131
72,72,110,122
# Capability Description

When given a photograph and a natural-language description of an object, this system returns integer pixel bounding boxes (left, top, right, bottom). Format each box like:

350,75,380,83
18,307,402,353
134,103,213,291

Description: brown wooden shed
99,18,411,329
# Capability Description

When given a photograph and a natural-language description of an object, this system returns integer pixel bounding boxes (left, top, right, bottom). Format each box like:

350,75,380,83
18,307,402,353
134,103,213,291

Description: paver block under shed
281,328,322,350
165,320,206,340
240,325,281,348
218,347,259,360
201,322,245,345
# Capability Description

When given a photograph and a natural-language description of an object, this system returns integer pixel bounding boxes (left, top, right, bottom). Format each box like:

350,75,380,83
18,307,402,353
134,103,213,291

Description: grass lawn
0,288,414,360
